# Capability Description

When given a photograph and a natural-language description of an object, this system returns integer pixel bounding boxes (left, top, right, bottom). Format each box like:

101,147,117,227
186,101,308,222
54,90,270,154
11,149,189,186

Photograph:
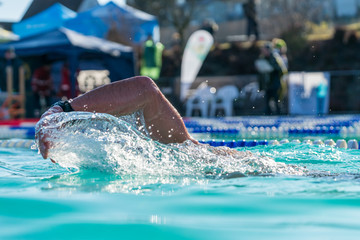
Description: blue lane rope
198,139,268,148
0,116,360,150
0,115,359,138
188,126,343,135
0,126,35,139
198,139,359,149
184,118,360,135
0,125,348,137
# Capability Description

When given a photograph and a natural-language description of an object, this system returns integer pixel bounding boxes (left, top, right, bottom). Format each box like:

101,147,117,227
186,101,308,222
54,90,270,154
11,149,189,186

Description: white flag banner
180,30,213,101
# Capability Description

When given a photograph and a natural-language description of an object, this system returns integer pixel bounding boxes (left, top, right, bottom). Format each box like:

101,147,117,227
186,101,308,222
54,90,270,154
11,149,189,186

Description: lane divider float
198,138,360,150
0,139,35,149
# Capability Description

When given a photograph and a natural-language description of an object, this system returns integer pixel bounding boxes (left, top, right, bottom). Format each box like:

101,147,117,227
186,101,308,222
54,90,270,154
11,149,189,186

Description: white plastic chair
238,82,264,102
210,85,239,117
186,84,214,117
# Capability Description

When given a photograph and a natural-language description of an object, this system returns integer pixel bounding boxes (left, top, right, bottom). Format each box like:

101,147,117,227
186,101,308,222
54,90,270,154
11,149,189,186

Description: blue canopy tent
12,3,77,39
64,1,160,45
13,2,159,45
0,27,134,103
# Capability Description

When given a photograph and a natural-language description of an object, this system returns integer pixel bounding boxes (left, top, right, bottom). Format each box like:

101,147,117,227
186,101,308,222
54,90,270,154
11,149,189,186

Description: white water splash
36,112,306,181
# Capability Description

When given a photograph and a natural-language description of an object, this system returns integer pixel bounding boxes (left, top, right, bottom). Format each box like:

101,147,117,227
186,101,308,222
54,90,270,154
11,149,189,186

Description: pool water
1,112,360,239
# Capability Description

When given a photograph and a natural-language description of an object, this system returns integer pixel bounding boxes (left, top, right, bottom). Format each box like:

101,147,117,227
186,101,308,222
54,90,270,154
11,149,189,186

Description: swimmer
36,76,199,159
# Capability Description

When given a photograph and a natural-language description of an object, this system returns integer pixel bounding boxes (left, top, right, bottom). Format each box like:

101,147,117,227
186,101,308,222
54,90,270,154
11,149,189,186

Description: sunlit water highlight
1,112,360,239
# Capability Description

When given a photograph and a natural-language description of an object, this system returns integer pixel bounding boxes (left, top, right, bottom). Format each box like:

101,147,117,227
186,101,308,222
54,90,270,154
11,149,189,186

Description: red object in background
32,65,52,96
59,65,79,99
0,119,39,126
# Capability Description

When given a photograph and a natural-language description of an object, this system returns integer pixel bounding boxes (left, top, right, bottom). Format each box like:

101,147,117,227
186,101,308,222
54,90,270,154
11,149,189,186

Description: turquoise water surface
1,112,360,239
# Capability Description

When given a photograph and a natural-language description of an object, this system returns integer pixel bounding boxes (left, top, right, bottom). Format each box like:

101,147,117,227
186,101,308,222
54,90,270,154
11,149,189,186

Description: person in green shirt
140,35,164,81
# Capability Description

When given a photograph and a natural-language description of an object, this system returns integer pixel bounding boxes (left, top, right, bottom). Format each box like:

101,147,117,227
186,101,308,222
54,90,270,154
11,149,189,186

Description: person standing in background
59,62,79,100
257,43,287,115
140,35,164,81
272,38,288,69
243,0,259,41
317,80,328,116
272,38,289,113
32,64,53,117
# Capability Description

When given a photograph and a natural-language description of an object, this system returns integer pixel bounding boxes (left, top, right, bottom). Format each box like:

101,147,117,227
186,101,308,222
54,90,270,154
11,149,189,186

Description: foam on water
35,112,306,187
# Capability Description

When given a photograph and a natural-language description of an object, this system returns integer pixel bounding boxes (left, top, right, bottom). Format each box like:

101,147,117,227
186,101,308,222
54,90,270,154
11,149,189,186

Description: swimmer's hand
35,106,63,160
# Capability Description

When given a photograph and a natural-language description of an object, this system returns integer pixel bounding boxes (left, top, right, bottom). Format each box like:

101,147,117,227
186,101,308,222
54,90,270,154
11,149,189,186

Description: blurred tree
127,0,197,50
257,0,326,59
259,0,328,31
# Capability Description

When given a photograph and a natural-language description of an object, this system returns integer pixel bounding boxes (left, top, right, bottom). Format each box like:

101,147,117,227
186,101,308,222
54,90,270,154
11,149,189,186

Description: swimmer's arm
37,76,198,159
69,76,198,144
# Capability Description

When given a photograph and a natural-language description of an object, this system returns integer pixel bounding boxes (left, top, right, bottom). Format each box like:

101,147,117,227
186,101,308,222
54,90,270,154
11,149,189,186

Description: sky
0,0,125,22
